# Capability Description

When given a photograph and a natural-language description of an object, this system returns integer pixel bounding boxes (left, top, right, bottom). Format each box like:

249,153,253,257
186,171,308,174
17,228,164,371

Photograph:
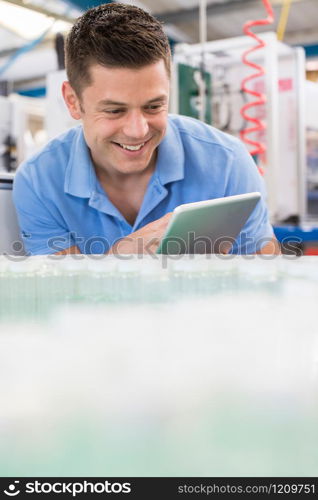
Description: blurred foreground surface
0,254,318,476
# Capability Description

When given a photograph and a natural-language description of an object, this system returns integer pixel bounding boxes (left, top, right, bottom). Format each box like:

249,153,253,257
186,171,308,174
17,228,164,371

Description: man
13,3,279,255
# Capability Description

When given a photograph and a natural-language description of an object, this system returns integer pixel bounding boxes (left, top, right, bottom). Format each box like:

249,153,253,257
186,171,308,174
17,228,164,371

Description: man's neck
96,165,154,192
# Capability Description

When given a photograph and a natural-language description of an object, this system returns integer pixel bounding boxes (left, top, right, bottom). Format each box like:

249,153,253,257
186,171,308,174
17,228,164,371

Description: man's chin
112,151,156,173
117,162,151,174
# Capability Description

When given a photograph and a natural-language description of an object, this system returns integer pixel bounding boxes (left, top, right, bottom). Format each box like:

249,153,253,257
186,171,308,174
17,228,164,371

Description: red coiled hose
240,0,274,174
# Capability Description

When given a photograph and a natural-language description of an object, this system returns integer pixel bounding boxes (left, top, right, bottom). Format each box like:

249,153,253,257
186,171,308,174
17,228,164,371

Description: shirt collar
155,117,185,186
64,127,95,198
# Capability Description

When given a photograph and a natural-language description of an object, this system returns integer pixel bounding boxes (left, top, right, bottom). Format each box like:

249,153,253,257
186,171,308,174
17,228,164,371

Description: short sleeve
224,139,274,254
13,165,75,255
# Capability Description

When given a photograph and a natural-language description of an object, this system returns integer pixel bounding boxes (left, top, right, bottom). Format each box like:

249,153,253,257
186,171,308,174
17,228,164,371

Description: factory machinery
172,32,318,254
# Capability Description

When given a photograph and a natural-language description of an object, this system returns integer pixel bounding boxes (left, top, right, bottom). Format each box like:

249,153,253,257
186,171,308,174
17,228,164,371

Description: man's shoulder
168,114,241,153
16,126,81,181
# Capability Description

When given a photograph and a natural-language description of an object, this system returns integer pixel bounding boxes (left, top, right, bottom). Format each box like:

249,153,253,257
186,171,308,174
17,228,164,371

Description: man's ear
62,81,82,120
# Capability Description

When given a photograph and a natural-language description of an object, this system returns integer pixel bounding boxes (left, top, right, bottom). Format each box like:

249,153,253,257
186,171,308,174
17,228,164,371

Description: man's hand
256,236,281,255
108,212,172,255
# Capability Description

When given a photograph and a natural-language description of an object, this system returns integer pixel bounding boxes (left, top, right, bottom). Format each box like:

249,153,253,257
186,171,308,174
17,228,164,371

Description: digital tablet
156,192,261,254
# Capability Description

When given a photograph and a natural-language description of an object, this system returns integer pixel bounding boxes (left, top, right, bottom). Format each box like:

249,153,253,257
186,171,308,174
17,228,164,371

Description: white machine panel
0,173,24,255
0,97,12,171
46,70,79,140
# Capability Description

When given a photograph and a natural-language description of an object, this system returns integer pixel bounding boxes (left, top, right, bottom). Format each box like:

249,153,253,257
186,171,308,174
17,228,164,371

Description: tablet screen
156,192,261,254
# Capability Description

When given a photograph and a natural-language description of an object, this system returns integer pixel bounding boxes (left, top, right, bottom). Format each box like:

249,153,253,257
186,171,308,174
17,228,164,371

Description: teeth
119,143,145,151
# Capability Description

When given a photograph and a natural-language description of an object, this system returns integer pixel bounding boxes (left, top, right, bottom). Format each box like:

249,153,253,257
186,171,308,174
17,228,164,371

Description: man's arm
54,213,172,255
13,167,79,256
54,245,82,255
215,136,277,255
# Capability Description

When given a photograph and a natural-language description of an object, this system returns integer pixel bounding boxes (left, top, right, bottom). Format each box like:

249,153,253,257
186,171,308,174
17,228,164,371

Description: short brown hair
65,3,171,96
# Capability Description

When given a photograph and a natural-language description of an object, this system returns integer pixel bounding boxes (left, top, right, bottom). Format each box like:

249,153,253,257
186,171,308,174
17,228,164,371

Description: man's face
64,60,170,177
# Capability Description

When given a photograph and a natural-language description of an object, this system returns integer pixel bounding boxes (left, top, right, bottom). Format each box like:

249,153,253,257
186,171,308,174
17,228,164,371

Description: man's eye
145,104,163,112
104,109,124,114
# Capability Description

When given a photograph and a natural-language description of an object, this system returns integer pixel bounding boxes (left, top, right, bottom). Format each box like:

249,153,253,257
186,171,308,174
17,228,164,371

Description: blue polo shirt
13,114,273,255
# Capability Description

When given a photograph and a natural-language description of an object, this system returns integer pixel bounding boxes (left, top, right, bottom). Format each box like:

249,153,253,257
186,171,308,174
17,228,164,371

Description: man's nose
122,110,149,139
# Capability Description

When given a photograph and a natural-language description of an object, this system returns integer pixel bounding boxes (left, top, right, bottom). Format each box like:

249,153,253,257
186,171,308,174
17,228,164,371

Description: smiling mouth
112,138,150,152
119,142,145,151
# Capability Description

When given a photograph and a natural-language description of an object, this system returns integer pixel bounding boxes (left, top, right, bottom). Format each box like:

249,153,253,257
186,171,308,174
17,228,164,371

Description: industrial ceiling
1,0,318,57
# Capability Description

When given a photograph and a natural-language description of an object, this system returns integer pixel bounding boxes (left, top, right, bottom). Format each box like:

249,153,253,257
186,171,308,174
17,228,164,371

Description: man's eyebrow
97,95,167,107
97,99,126,107
146,95,167,104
